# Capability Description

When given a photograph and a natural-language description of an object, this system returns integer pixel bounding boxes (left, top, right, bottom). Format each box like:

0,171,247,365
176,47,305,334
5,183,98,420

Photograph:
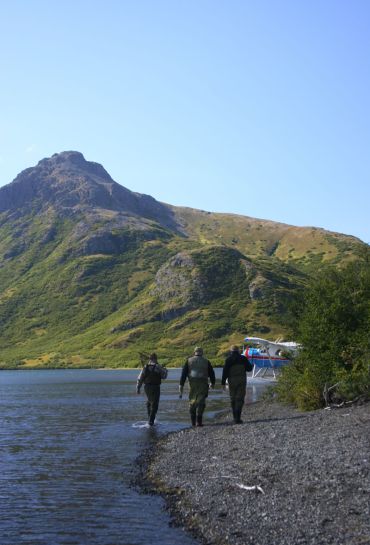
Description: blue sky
1,1,369,242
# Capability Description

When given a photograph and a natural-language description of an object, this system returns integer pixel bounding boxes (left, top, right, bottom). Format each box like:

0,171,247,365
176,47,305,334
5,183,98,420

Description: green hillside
0,152,365,369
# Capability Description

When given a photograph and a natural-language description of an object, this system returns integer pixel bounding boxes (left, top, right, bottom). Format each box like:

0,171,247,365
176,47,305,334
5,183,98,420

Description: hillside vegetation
0,151,366,369
276,252,370,409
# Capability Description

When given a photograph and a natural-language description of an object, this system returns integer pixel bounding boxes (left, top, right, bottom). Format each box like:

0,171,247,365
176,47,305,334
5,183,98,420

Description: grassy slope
171,206,363,265
0,205,364,369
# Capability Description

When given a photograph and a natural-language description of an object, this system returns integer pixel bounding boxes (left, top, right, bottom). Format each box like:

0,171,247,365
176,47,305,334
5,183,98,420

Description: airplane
242,336,300,378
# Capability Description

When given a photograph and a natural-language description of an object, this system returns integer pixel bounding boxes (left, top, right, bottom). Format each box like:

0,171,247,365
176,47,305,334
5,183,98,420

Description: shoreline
144,400,370,545
0,366,187,371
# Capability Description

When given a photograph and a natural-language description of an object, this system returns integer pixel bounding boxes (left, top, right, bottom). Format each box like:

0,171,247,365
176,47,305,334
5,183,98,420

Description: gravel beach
146,400,370,545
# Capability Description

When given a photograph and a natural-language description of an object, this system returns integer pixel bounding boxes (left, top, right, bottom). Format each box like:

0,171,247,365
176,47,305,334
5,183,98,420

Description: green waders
228,376,246,423
144,384,160,425
189,378,209,426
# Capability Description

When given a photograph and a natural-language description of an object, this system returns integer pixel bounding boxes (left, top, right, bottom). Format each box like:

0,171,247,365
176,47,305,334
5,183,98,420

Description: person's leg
189,407,197,426
189,384,197,426
144,385,151,421
234,382,246,423
145,385,159,425
195,381,209,426
189,380,208,426
196,400,205,426
228,382,238,422
149,386,160,425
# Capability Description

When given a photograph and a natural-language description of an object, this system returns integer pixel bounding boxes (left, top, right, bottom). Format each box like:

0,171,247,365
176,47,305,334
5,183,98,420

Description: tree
276,255,370,410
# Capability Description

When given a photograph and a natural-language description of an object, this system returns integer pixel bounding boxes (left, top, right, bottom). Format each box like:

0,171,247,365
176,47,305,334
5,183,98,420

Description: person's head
231,345,240,353
149,353,158,362
194,346,203,356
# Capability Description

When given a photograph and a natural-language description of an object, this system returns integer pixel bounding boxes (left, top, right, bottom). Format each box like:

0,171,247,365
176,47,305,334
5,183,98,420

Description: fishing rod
137,351,191,367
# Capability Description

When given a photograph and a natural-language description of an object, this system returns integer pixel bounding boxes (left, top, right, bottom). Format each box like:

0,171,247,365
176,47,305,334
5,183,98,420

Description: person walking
136,353,167,426
179,347,215,427
221,345,253,424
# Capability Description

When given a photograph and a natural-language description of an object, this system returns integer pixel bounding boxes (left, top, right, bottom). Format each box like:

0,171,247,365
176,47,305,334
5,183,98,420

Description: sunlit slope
0,151,366,368
171,206,362,265
0,234,305,368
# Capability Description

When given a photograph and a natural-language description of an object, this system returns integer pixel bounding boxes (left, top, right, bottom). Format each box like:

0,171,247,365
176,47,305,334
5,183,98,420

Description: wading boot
235,409,243,424
196,415,203,427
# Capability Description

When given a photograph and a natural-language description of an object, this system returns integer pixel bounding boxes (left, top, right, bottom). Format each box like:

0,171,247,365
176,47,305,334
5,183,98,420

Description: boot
231,401,237,423
190,412,196,427
196,414,203,427
235,409,243,424
149,410,156,426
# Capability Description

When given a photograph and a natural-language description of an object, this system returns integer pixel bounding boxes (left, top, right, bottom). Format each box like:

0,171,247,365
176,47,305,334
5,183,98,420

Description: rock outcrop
0,151,178,231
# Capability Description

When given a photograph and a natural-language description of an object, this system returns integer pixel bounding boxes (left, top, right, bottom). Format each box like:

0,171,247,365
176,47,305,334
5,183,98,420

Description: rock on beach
147,401,370,545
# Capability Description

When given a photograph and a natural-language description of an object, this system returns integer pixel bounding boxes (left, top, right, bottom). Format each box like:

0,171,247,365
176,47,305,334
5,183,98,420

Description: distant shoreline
0,364,227,371
0,367,140,371
0,366,183,371
145,400,370,545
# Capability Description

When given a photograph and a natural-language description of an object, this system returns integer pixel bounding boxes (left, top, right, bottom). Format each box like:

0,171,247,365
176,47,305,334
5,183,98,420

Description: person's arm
221,359,230,385
241,354,253,372
179,361,189,398
136,366,146,393
180,361,189,386
208,361,216,386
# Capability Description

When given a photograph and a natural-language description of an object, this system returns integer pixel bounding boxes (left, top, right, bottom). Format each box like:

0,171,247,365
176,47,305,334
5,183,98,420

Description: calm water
0,369,268,545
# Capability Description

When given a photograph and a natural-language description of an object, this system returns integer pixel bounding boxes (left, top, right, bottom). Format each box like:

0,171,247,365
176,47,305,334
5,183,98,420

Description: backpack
158,365,168,379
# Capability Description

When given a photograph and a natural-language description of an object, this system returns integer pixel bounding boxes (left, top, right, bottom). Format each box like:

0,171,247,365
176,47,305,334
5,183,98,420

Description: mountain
0,151,178,229
0,152,365,368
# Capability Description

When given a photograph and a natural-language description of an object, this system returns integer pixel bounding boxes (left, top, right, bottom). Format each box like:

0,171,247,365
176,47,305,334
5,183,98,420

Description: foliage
0,187,367,369
276,253,370,410
0,221,302,367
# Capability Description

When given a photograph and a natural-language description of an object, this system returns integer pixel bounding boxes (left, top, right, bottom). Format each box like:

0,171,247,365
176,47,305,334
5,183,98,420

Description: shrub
276,253,370,410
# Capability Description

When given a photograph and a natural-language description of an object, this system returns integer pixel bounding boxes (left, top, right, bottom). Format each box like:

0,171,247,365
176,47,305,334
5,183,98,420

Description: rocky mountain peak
0,151,178,231
36,151,113,181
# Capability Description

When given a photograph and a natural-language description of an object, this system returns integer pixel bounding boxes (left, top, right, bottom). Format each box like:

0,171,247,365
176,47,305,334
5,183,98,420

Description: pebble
145,400,370,545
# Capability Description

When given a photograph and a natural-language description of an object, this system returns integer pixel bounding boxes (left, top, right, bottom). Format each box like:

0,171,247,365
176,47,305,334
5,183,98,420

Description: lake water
0,369,269,545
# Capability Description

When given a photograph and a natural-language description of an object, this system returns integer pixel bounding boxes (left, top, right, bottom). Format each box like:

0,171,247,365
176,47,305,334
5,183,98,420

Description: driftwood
208,475,265,494
210,475,264,494
236,483,265,494
323,382,341,407
324,396,365,410
323,382,365,409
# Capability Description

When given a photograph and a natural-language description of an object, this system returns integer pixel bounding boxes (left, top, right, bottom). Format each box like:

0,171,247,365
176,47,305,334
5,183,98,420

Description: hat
149,353,158,361
231,345,240,352
194,346,203,355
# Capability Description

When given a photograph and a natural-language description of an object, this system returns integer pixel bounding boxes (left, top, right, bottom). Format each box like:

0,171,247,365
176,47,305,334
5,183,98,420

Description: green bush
276,253,370,410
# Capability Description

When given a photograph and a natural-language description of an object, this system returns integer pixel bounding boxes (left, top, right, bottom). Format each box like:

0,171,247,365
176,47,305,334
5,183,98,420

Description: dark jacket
221,352,252,385
137,360,166,391
180,356,216,387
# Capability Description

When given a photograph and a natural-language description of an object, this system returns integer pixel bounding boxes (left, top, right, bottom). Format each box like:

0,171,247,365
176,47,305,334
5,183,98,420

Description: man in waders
179,347,215,427
221,345,253,424
136,353,167,426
